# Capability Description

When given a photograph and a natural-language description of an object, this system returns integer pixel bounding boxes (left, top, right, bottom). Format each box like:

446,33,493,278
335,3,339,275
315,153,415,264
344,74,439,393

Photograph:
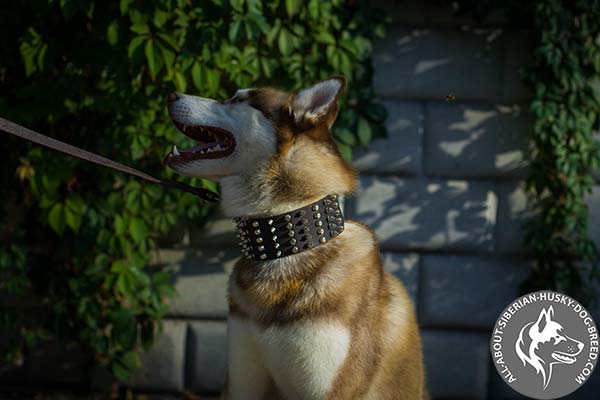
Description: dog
163,76,427,399
515,305,584,390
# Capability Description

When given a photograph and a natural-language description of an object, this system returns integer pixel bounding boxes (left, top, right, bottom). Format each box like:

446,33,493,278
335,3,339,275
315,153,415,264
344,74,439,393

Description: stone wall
2,1,600,399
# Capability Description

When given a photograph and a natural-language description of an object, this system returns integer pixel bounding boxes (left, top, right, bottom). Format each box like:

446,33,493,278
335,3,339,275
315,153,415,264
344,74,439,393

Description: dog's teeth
206,148,214,153
173,145,180,156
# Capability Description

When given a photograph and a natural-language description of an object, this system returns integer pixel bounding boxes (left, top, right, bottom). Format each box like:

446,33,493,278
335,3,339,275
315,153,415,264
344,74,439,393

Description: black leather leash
0,117,219,203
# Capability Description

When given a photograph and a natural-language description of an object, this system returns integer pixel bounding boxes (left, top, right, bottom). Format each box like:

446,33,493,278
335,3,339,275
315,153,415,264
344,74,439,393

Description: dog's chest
232,317,351,399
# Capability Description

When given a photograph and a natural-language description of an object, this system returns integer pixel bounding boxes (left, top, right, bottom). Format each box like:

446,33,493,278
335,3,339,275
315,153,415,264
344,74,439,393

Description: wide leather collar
234,194,344,260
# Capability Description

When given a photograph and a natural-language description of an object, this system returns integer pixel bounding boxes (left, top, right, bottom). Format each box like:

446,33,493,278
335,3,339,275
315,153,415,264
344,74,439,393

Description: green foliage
521,0,600,303
0,0,386,381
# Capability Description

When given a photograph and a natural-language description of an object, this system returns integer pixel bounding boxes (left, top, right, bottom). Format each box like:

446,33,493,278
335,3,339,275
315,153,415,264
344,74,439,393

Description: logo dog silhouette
515,306,584,389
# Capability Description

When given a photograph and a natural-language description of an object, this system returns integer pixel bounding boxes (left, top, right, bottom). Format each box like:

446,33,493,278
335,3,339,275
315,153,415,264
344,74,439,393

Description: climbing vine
521,0,600,303
0,0,386,381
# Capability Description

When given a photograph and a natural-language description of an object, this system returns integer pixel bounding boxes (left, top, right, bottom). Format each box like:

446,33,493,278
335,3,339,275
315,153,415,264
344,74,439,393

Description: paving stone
159,247,238,319
496,182,534,255
346,176,497,252
352,101,424,176
419,254,530,329
424,102,531,178
186,321,227,394
422,329,489,399
26,340,92,386
382,252,420,302
127,319,187,392
373,27,505,102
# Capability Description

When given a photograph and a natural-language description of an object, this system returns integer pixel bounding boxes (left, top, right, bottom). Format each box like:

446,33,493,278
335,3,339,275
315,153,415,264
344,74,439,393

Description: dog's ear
289,76,346,130
534,307,552,333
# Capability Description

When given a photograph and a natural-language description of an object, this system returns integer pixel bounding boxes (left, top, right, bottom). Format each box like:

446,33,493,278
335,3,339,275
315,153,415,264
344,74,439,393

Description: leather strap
0,117,219,202
234,194,344,260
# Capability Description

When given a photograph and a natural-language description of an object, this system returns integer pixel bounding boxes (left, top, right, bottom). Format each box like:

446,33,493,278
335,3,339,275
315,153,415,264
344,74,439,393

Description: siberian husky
164,76,427,399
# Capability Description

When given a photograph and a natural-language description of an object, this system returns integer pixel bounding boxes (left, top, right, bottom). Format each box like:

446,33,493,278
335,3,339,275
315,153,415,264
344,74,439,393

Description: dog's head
515,306,584,389
163,77,355,199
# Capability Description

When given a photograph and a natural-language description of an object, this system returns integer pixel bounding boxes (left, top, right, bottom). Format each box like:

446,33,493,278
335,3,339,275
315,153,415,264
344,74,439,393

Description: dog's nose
167,93,179,103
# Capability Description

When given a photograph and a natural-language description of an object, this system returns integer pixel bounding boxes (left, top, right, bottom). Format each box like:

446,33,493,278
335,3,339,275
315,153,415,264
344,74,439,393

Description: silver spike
260,254,267,260
312,204,319,211
326,207,334,214
252,221,259,227
268,219,274,225
313,212,321,219
254,229,261,235
290,238,297,245
270,227,276,233
276,250,282,257
317,228,324,235
284,214,291,221
292,246,299,253
320,237,327,243
272,235,278,241
288,231,295,237
324,199,331,205
274,243,280,248
286,223,293,230
258,245,264,251
256,237,263,243
315,221,323,227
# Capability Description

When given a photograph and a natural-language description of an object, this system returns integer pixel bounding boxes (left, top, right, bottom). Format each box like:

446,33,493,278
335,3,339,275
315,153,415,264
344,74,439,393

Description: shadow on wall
373,27,514,101
347,177,497,252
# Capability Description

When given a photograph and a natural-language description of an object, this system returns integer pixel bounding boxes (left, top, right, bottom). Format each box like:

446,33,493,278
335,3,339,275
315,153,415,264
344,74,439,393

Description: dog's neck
219,174,325,218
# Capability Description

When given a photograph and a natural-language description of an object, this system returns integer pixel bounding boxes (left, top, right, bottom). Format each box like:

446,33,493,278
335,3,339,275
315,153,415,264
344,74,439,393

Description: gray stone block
128,319,187,392
346,176,497,252
419,254,530,329
382,252,420,302
422,329,489,399
374,0,509,28
186,321,227,394
424,102,531,178
189,212,237,248
352,101,424,176
163,247,238,319
496,182,534,255
501,32,534,103
373,27,504,102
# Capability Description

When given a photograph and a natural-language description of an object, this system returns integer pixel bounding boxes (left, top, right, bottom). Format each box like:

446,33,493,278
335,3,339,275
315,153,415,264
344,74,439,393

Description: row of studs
235,195,343,260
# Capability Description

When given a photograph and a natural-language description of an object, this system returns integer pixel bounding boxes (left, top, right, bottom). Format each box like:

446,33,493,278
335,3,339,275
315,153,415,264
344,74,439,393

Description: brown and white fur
164,77,427,399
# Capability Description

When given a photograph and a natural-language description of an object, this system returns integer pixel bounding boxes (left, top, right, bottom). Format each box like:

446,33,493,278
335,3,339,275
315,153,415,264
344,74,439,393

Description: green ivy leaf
357,117,373,147
107,20,119,46
129,218,148,243
144,40,159,80
48,203,66,235
285,0,302,17
278,28,293,56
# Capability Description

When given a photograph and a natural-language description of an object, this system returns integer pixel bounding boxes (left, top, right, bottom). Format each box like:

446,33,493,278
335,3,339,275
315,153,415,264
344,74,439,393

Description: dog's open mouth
163,120,236,165
552,351,577,364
